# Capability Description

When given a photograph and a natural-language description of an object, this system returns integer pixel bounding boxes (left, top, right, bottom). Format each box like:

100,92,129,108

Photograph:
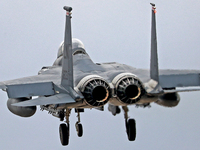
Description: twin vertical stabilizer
61,7,82,100
147,3,163,94
60,4,161,95
150,3,159,83
61,7,74,89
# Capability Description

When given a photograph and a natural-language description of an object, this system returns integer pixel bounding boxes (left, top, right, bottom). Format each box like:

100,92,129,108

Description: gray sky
0,0,200,150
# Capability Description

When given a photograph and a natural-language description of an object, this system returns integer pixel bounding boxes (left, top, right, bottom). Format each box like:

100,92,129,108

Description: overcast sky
1,0,200,150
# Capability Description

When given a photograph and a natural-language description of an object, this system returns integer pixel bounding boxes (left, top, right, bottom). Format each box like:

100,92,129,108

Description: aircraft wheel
126,119,136,141
116,106,121,114
76,123,83,137
59,123,69,146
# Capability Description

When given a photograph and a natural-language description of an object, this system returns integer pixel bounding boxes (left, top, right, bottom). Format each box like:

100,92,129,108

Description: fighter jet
1,4,200,146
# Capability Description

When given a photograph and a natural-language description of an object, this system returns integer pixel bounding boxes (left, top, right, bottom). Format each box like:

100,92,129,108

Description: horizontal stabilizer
164,87,200,93
6,82,55,98
160,74,200,88
12,93,76,107
0,83,6,90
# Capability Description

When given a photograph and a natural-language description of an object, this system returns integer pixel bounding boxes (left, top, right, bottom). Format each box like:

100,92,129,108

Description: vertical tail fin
61,7,83,100
150,3,159,83
61,6,74,89
145,3,163,94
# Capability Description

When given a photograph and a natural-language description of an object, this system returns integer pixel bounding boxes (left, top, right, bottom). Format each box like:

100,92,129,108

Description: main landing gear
59,109,83,146
59,123,69,145
75,111,83,137
122,106,136,141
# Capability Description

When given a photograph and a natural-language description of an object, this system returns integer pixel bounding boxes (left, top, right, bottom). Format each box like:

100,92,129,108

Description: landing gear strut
122,106,136,141
76,123,83,137
75,110,83,137
59,108,71,146
59,108,84,146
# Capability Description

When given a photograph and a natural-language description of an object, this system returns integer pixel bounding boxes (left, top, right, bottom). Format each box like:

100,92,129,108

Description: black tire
59,123,69,146
77,123,83,137
126,119,136,141
116,106,121,114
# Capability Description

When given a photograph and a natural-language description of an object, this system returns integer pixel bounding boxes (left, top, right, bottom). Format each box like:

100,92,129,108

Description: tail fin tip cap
63,6,72,12
150,3,155,6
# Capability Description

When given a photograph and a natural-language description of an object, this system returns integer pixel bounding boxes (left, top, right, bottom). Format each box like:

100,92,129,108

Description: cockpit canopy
53,38,87,66
57,38,86,58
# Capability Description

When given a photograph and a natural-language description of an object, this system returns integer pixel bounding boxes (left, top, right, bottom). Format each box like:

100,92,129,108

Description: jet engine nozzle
76,75,110,107
124,84,141,100
112,73,145,104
